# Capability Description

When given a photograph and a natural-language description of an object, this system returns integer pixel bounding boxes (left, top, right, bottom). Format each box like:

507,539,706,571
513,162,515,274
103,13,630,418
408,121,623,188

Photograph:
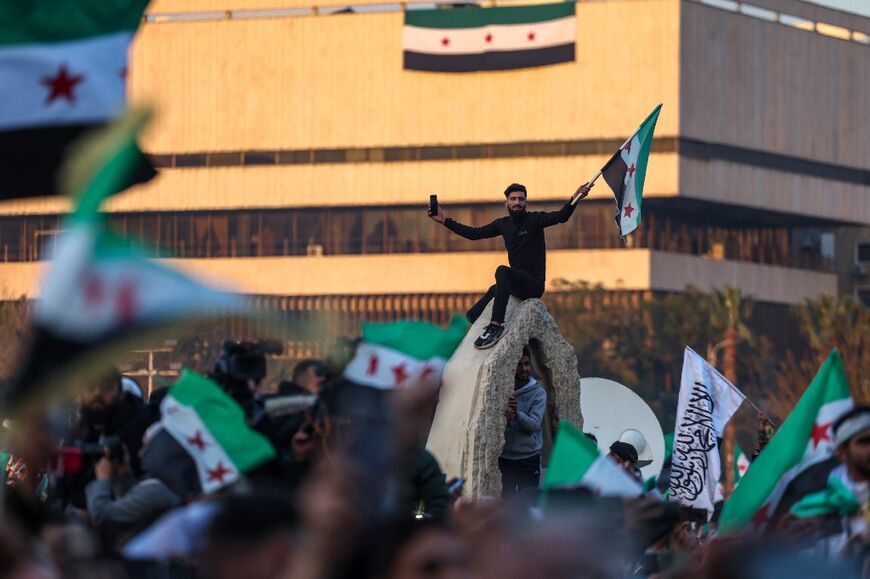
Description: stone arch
426,297,582,499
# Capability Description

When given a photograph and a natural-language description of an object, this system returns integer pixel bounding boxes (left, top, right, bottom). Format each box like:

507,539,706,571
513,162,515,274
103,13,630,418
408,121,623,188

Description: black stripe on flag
602,151,628,230
404,43,574,72
0,124,156,200
141,428,203,498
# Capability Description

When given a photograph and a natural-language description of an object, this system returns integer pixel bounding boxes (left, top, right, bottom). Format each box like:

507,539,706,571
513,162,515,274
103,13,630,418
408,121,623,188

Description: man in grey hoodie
499,346,547,497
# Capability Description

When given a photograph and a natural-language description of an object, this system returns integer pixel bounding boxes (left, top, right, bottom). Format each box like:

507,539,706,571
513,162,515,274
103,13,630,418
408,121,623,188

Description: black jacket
444,203,576,283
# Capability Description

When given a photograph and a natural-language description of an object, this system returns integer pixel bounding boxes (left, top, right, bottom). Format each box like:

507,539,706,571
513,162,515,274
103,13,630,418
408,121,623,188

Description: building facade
0,0,867,357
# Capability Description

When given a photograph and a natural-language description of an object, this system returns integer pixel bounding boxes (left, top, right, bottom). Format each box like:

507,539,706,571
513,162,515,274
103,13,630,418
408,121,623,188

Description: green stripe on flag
543,420,598,488
0,0,148,46
632,103,662,215
405,3,574,29
168,371,276,473
362,315,467,361
64,108,152,224
719,350,852,532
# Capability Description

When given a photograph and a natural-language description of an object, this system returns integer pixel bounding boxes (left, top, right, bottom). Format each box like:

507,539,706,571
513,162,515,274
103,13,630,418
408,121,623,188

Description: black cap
609,441,638,465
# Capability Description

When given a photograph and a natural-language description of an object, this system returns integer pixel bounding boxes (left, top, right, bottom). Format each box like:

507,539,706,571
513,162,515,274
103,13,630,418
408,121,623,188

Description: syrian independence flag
719,350,853,533
735,445,751,484
143,371,276,497
403,3,575,73
669,347,744,517
543,420,642,497
0,0,155,199
343,315,467,389
601,104,662,237
6,110,242,410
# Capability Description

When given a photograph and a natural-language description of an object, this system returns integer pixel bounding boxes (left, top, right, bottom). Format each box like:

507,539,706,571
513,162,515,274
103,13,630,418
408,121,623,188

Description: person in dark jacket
428,181,593,348
398,446,451,520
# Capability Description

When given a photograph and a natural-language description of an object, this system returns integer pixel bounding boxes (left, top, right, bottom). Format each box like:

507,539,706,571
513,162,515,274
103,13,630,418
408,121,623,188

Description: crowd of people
0,337,867,579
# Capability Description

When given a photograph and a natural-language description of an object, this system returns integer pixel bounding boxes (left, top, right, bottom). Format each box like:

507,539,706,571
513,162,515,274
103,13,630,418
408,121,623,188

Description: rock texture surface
426,297,582,499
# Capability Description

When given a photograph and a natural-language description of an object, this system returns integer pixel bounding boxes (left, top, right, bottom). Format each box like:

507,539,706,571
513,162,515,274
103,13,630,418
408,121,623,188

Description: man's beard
508,207,526,219
80,403,115,427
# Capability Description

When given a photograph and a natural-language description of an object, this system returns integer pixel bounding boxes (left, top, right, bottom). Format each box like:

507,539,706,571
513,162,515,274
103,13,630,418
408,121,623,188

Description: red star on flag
751,504,771,528
738,462,748,475
624,140,632,154
116,281,137,325
441,37,450,46
627,163,636,178
367,354,379,376
206,461,232,484
485,33,493,43
623,204,635,218
187,431,207,451
527,31,536,41
810,421,832,449
420,365,436,381
84,274,103,307
42,63,85,105
392,363,410,387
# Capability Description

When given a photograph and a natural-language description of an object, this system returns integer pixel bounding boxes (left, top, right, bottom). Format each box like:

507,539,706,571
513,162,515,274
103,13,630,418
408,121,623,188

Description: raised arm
538,182,594,228
428,205,500,240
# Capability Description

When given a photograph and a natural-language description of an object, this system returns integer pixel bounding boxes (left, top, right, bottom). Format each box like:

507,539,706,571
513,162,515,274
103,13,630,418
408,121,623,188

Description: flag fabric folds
668,347,744,517
0,0,155,199
543,420,642,497
142,371,276,497
403,3,575,73
343,315,467,389
6,110,241,409
601,104,661,237
719,350,853,533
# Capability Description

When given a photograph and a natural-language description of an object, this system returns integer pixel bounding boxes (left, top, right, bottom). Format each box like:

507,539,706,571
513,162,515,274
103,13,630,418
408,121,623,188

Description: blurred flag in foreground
719,350,852,533
543,420,641,497
0,0,155,198
343,316,467,389
5,109,241,412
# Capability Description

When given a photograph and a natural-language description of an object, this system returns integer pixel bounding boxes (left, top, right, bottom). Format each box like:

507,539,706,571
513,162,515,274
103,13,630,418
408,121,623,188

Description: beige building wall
0,249,835,304
681,1,869,168
129,0,680,152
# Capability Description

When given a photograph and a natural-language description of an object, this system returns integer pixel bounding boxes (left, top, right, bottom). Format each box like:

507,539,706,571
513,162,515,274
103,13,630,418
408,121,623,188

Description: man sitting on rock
500,347,546,498
428,181,593,349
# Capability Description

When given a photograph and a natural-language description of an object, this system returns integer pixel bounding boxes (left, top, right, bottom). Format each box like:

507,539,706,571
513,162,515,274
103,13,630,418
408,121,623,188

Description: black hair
504,183,527,198
291,359,329,383
521,346,531,358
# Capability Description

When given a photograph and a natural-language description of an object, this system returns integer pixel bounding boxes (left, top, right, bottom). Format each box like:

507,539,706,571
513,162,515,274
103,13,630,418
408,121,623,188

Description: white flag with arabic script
668,347,745,516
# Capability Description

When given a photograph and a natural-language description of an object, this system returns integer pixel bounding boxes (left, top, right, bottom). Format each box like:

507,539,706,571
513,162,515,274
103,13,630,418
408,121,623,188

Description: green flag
343,316,467,389
543,420,641,496
719,351,852,532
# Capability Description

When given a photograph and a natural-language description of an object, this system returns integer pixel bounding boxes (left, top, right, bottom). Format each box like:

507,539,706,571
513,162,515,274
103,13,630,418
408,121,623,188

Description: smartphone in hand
429,194,439,216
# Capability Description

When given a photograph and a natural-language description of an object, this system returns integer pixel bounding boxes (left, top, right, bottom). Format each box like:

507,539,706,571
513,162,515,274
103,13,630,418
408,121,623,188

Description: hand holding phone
427,194,444,223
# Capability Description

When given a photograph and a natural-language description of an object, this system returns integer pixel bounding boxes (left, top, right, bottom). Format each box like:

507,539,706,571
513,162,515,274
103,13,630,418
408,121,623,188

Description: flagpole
687,346,777,428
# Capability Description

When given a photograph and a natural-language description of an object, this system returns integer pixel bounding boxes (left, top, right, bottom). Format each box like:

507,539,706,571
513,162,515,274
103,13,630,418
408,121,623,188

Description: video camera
212,339,283,384
52,435,124,476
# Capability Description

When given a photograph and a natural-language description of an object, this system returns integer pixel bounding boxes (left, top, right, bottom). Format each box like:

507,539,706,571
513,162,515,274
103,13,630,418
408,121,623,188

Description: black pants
499,454,541,498
466,266,545,325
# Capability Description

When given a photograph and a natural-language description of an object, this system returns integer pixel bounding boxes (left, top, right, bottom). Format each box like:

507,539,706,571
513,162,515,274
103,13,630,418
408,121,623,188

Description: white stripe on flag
0,31,131,131
580,455,643,497
160,395,239,494
617,133,641,236
344,342,446,390
403,16,575,55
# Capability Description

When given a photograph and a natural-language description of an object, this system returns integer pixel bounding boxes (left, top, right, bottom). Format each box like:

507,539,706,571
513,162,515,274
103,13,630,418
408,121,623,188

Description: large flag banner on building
6,110,241,410
0,0,155,199
601,104,662,237
403,3,575,73
343,316,467,389
544,420,642,497
668,347,744,517
719,350,853,533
